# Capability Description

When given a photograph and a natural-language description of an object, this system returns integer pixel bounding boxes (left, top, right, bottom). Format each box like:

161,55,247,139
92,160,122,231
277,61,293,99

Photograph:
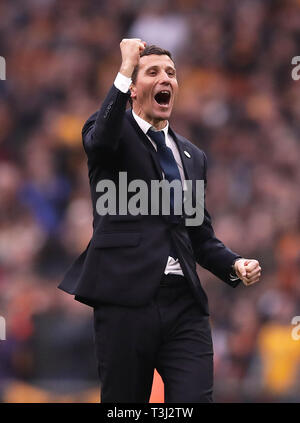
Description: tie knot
147,129,166,149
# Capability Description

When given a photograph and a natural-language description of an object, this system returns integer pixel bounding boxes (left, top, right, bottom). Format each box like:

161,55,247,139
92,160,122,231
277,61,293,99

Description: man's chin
152,106,172,121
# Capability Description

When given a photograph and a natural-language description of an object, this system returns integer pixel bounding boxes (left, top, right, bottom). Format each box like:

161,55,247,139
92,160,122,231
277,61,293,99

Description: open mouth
154,90,171,106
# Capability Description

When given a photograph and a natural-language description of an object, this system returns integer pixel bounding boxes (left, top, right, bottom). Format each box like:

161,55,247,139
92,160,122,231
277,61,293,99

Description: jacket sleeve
82,85,130,156
187,151,242,287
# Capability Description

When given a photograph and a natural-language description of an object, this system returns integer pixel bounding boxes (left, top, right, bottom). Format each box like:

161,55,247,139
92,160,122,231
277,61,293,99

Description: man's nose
159,73,172,85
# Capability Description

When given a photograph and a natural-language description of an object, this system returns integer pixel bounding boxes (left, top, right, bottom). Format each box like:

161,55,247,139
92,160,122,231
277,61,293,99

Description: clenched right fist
119,38,146,78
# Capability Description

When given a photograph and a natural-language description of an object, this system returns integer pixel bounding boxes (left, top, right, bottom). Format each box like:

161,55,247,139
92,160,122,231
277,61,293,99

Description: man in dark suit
58,38,261,403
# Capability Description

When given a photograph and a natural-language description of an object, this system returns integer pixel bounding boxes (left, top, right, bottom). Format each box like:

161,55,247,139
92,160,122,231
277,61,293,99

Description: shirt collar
132,110,169,138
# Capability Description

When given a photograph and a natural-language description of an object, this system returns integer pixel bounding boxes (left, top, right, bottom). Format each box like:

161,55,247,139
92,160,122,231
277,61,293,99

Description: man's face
130,54,178,126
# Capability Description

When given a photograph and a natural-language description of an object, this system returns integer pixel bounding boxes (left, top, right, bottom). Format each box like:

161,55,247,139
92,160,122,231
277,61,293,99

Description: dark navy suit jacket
58,85,241,315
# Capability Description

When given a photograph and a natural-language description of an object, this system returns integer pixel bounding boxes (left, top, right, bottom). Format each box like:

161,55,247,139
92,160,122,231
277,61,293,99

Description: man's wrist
230,257,244,279
119,61,135,78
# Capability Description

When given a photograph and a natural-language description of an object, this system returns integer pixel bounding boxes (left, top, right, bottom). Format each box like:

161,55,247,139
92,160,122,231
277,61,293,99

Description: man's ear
130,83,137,101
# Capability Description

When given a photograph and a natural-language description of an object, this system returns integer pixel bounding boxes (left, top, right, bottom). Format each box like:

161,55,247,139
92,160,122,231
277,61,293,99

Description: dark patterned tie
147,129,183,259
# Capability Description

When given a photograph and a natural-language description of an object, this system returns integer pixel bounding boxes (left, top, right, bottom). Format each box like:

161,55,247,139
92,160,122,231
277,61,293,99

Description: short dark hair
131,45,173,84
128,45,173,106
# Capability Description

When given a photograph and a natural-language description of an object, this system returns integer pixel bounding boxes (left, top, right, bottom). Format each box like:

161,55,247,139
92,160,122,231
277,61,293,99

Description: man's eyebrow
145,65,159,71
166,66,176,73
145,65,176,72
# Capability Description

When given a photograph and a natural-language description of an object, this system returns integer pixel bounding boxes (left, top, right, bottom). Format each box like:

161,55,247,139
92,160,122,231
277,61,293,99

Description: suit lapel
126,110,199,219
126,109,197,193
126,109,163,180
168,127,195,182
168,127,198,209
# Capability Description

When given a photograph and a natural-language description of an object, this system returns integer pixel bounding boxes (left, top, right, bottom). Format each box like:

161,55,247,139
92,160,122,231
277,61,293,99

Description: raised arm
83,38,146,156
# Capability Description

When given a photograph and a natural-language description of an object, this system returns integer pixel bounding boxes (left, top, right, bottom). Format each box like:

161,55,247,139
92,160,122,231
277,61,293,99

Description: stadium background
0,0,300,403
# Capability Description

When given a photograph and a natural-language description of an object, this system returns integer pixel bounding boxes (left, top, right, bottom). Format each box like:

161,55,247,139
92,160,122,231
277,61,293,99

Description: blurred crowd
0,0,300,402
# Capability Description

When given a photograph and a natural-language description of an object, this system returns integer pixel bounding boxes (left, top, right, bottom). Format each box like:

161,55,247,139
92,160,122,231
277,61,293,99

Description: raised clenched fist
119,38,146,78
